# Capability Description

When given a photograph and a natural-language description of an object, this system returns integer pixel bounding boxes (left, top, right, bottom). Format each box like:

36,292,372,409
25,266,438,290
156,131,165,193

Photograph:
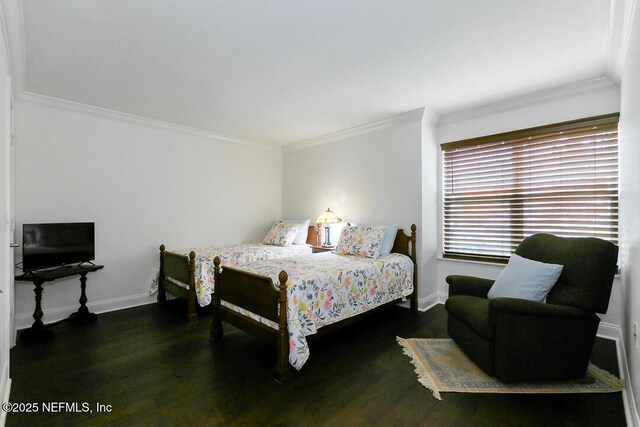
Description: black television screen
22,222,95,271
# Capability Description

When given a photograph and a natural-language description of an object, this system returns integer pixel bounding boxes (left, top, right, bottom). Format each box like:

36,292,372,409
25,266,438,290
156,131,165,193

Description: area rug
397,337,624,400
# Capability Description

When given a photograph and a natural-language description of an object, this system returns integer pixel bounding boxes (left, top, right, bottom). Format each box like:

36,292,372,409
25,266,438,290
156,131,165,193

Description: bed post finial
211,255,223,342
160,244,165,253
275,269,291,383
278,270,288,286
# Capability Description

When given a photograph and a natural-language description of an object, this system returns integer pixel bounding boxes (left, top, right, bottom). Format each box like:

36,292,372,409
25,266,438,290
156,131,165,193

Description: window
441,113,619,262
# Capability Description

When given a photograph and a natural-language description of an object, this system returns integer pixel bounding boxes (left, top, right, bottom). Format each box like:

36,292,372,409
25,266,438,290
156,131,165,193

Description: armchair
445,233,618,382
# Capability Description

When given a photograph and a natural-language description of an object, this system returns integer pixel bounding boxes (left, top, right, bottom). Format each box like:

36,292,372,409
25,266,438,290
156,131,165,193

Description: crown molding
2,1,278,151
437,77,618,126
284,108,425,153
0,1,14,82
1,0,25,95
608,0,638,83
17,91,281,151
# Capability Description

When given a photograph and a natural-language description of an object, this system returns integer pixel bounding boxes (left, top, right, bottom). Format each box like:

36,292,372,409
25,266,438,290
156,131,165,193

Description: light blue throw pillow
379,225,399,256
487,254,563,302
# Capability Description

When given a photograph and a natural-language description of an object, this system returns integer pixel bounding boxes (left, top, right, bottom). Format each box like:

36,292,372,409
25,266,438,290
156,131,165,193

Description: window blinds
441,113,619,262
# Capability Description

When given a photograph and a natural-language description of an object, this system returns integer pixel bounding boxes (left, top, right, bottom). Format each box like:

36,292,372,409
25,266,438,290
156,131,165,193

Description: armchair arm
446,275,494,298
489,298,598,321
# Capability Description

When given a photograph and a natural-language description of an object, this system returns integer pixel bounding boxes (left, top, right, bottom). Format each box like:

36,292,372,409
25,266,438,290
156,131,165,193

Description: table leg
20,279,55,342
68,273,98,323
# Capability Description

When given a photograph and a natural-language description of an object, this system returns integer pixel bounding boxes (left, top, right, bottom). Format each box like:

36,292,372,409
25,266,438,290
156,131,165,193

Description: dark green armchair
445,233,618,382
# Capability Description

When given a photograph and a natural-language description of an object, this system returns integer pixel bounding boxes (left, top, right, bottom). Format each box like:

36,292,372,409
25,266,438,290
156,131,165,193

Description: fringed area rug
397,337,624,400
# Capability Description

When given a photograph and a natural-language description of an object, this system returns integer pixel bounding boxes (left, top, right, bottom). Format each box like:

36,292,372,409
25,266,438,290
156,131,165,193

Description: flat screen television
22,222,95,272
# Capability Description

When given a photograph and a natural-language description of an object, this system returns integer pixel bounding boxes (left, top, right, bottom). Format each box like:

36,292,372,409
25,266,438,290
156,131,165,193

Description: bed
158,224,320,320
210,224,417,382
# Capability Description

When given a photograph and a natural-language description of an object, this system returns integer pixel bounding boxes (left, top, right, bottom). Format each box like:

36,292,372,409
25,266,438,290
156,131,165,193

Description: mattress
166,243,313,306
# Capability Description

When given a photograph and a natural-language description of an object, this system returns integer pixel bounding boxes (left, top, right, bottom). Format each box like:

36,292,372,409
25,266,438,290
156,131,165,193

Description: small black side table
15,264,104,342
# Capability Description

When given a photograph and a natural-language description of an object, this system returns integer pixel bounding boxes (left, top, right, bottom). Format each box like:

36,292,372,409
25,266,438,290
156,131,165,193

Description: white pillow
283,219,310,245
487,254,563,303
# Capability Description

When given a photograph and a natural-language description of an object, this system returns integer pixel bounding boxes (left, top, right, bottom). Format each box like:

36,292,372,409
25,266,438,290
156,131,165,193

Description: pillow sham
333,225,386,258
283,219,311,245
487,254,563,303
263,221,300,247
379,225,399,256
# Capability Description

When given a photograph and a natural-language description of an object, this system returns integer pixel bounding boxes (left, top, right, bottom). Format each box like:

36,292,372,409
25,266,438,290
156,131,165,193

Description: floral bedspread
167,243,312,306
223,252,414,370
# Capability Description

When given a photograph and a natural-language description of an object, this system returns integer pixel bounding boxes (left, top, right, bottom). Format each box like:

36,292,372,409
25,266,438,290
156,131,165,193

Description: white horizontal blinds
442,114,619,261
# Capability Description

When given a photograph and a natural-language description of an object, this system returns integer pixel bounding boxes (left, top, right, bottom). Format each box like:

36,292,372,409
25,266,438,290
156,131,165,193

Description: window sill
437,256,621,277
437,256,504,267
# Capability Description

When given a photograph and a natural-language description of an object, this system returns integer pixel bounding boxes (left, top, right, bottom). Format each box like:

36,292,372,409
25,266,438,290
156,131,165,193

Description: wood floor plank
7,302,626,426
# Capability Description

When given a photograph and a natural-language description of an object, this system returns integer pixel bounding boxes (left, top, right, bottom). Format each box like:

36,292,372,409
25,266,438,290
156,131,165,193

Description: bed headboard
305,225,321,246
308,223,416,259
392,224,417,310
391,224,417,264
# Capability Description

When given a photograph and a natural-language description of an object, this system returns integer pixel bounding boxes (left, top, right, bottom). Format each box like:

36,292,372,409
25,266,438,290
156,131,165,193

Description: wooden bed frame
210,224,417,383
158,225,321,321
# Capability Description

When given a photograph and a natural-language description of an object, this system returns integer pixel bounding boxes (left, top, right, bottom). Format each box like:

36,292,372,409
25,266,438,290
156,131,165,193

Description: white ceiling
8,0,623,145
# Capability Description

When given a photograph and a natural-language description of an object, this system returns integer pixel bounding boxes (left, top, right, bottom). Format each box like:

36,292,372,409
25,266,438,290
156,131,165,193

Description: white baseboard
0,363,10,427
14,292,155,330
419,292,440,311
413,291,447,312
437,291,448,305
597,322,639,427
597,321,622,341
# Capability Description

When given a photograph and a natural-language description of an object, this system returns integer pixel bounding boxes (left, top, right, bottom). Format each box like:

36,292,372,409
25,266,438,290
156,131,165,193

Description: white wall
13,100,282,327
282,110,432,302
282,83,624,315
0,7,12,424
619,2,640,422
435,79,623,328
421,110,439,307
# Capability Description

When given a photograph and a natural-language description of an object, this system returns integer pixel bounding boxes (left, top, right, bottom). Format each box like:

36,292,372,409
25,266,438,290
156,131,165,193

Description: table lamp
315,208,342,247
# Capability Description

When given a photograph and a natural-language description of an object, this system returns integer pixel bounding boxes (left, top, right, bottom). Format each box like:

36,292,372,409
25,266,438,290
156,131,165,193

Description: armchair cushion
487,254,563,302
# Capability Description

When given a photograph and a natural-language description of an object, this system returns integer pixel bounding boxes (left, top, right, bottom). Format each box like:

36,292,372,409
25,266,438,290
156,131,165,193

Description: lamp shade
315,208,342,225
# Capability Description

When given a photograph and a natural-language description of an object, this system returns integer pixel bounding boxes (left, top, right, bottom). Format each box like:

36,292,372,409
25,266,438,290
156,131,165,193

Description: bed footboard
211,256,291,383
209,223,419,382
158,245,198,321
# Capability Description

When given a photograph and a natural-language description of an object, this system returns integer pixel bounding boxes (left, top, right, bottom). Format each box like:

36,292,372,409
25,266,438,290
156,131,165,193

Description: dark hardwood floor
8,302,626,426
